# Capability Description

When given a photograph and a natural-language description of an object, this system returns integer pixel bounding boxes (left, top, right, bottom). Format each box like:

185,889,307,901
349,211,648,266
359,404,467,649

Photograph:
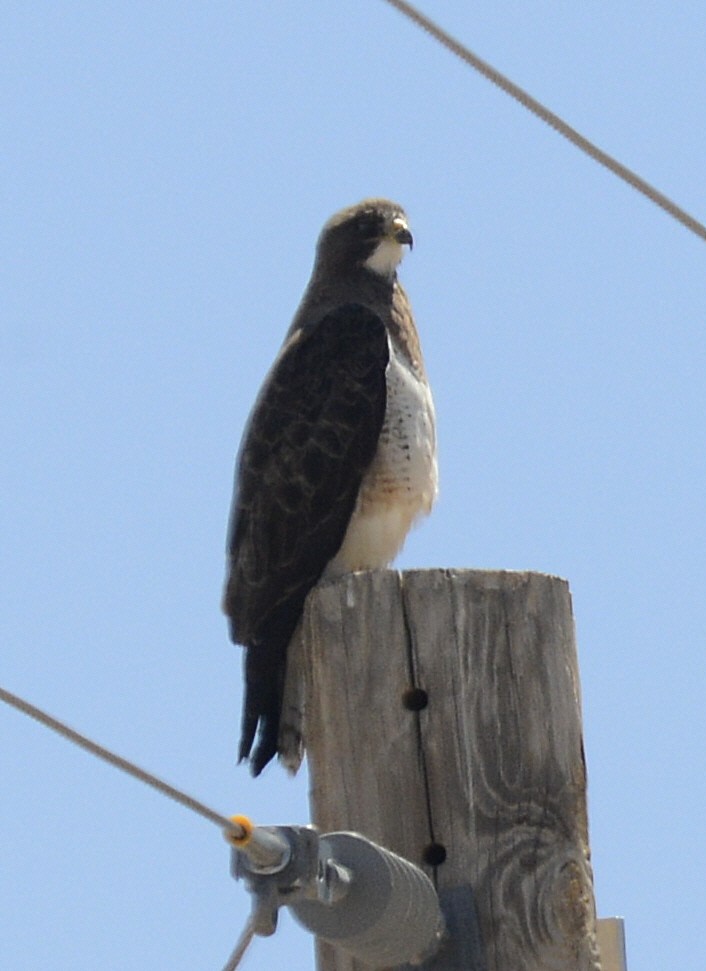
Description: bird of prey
223,198,438,775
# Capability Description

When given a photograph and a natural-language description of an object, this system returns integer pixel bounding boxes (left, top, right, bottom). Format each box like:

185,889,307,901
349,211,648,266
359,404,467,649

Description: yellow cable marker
226,814,254,847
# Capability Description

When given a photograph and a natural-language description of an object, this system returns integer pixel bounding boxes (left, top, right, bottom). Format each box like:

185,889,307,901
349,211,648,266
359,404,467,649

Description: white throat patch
364,238,405,277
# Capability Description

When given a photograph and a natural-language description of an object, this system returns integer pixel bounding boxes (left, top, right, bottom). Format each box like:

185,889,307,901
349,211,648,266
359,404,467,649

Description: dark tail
239,639,288,776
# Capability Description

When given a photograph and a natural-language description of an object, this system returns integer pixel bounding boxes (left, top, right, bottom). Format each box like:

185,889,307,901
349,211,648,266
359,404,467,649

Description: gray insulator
290,832,445,968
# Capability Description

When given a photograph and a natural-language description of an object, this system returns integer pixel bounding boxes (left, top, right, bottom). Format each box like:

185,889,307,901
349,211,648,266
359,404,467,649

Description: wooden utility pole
288,569,603,971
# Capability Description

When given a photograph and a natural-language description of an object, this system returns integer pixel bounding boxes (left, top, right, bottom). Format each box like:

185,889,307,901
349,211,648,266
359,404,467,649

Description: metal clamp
230,825,444,965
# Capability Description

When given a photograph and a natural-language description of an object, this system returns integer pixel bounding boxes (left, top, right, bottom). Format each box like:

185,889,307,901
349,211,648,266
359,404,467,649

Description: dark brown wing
224,303,389,772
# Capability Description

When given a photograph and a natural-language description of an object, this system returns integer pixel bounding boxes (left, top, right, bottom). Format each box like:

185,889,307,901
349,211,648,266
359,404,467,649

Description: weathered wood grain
294,569,601,971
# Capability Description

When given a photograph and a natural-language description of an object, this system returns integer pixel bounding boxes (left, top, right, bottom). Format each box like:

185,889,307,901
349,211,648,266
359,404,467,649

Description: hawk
223,199,438,775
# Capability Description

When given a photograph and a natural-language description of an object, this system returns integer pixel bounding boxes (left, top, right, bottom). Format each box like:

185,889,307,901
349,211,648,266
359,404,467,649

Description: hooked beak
391,216,414,250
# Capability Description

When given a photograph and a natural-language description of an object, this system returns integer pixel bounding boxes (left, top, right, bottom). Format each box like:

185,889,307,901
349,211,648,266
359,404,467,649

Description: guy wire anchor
226,816,445,967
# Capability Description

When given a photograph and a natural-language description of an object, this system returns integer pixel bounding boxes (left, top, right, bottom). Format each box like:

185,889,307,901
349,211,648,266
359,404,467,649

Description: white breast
328,340,438,574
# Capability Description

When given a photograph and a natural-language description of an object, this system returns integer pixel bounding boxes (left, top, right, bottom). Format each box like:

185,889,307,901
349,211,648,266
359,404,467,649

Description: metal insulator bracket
230,826,444,966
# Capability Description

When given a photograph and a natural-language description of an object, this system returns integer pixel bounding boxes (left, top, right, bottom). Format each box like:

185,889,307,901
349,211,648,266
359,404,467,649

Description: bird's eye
355,215,378,237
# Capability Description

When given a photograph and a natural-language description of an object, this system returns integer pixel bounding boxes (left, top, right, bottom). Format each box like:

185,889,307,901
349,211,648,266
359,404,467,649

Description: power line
221,918,256,971
2,685,258,967
0,685,245,839
381,0,706,243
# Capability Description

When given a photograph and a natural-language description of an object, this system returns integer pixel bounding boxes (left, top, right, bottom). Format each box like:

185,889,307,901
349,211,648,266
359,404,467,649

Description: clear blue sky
3,3,705,969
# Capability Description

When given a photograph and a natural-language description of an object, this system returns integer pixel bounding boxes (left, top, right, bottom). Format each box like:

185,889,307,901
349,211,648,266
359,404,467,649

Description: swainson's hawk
223,198,437,774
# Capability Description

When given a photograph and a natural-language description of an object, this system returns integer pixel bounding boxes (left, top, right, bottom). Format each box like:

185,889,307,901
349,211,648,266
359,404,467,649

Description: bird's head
315,199,413,280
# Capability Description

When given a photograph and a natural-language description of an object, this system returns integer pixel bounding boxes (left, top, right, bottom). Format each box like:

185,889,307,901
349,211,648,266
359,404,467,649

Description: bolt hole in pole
402,687,429,710
423,843,447,867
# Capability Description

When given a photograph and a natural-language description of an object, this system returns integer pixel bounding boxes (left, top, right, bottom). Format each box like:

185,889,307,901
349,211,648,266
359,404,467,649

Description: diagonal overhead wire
381,0,706,243
0,685,245,839
220,918,257,971
2,686,257,968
